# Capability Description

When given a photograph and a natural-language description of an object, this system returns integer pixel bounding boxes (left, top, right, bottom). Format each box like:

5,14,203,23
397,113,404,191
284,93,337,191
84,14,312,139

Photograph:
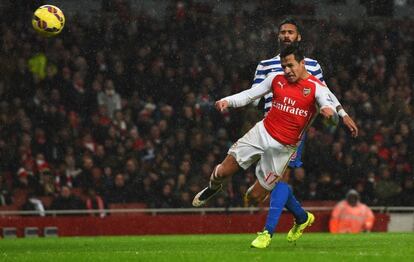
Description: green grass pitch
1,233,413,261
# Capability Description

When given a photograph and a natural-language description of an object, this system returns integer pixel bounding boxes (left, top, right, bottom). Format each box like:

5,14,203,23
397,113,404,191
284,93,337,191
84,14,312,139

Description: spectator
85,188,106,217
374,166,401,206
105,173,132,204
153,183,178,208
398,178,414,206
290,167,307,201
0,175,12,206
97,79,121,120
329,189,375,234
50,186,85,215
21,193,45,216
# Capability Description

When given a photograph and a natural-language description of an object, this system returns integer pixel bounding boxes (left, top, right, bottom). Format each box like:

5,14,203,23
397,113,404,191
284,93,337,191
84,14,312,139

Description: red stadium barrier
0,211,389,237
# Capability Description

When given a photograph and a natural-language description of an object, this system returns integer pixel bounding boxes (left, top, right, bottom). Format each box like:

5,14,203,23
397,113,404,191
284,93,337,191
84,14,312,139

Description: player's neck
299,72,311,81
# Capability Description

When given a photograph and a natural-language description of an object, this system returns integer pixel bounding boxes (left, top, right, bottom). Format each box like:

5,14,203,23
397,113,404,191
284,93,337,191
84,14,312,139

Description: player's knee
217,156,240,178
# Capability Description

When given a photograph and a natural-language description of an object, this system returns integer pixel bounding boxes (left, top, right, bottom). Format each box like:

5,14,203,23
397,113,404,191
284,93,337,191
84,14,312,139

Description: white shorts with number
228,120,296,191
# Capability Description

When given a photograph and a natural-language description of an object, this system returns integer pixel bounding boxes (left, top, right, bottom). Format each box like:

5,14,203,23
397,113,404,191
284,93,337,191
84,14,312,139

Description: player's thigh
218,154,241,177
256,141,296,190
228,121,265,170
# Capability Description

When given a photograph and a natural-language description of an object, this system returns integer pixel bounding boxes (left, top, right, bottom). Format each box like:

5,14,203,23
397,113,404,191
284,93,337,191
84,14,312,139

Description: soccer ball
32,5,65,37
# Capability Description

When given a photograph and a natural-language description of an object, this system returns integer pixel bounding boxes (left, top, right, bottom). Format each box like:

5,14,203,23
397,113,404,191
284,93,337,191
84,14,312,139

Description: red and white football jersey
225,73,334,146
264,74,327,145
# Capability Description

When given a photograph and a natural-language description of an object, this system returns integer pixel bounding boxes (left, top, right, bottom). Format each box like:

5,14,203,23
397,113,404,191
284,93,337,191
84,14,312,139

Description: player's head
346,189,360,207
280,43,306,83
278,17,302,49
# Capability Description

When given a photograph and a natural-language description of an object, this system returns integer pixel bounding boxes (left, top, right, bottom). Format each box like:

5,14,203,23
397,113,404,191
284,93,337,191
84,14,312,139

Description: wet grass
0,233,413,261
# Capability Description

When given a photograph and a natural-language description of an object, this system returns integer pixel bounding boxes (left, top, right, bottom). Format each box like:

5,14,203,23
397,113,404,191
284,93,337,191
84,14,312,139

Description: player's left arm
315,83,339,125
316,62,358,137
324,87,358,137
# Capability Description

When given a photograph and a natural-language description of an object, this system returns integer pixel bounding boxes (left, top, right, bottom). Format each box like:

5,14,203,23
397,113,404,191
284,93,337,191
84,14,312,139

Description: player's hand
342,115,358,138
215,99,229,112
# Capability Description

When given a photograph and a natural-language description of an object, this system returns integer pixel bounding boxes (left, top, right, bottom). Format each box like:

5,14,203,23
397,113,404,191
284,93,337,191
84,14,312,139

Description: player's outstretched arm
218,75,275,109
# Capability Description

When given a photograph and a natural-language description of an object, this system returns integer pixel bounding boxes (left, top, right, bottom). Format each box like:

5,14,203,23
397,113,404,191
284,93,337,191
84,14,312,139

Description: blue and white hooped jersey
251,55,325,167
252,55,325,114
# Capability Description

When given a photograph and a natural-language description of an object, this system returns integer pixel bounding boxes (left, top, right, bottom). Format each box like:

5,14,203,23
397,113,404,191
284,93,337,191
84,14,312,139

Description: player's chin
286,76,296,82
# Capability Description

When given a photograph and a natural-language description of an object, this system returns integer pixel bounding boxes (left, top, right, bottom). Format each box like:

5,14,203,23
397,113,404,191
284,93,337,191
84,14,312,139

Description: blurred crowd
0,1,413,213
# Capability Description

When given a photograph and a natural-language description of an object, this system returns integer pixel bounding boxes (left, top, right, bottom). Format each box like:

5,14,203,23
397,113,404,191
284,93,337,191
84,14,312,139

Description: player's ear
297,34,302,42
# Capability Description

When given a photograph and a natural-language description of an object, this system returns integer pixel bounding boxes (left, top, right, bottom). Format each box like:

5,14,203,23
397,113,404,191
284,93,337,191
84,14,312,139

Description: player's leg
286,183,314,242
285,184,308,224
245,180,271,205
193,122,264,207
262,135,311,238
192,154,240,207
284,135,315,241
263,181,290,234
251,137,295,248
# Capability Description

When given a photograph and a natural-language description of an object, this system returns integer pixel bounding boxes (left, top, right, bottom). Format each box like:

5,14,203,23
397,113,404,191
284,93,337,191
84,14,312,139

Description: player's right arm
312,61,358,137
323,87,358,137
250,63,264,106
216,75,277,111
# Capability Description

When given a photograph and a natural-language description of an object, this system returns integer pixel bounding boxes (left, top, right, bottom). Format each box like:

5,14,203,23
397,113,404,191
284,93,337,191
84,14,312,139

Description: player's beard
278,37,299,50
279,40,292,50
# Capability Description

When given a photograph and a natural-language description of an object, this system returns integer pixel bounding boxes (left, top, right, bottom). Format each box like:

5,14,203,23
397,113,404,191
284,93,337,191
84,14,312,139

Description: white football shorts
228,120,296,191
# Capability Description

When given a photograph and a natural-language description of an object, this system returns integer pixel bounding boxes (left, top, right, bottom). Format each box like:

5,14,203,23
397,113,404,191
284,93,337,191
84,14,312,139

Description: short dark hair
280,43,305,62
278,17,301,35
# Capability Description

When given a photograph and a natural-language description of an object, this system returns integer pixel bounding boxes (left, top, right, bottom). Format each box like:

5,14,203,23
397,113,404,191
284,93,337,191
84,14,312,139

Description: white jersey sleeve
224,75,276,108
309,61,342,110
315,83,336,110
250,63,264,106
326,88,341,109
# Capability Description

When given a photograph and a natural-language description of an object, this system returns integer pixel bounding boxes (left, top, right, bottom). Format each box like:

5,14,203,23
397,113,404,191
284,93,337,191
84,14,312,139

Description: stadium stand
0,0,413,216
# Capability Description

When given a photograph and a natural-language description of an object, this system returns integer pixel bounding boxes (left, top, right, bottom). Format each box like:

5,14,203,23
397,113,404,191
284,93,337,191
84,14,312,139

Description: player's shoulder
304,57,321,67
305,75,326,88
258,55,280,67
256,56,283,76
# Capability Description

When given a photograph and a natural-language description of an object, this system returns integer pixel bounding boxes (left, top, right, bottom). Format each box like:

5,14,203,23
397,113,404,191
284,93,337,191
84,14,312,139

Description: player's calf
192,165,224,207
193,155,240,207
244,181,270,206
